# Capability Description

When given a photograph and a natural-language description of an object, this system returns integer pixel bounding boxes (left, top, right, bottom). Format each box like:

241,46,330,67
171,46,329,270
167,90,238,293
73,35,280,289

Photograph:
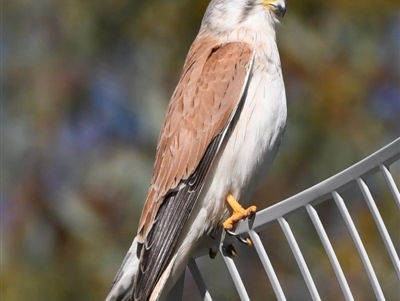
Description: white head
201,0,286,34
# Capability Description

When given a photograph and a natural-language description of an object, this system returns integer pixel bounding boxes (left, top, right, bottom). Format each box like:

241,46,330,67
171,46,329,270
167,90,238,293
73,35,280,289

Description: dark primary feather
133,133,222,301
133,42,253,301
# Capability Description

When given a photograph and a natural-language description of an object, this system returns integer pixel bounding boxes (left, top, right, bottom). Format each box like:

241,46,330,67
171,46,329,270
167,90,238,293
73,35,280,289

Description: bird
105,0,287,300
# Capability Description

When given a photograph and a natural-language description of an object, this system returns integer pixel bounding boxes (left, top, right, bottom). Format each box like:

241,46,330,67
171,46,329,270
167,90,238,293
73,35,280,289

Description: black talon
209,248,218,259
237,235,250,245
224,228,251,245
222,244,237,258
225,229,236,236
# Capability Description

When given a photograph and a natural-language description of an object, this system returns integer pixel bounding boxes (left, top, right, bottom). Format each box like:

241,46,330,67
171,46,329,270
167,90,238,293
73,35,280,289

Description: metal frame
167,138,400,301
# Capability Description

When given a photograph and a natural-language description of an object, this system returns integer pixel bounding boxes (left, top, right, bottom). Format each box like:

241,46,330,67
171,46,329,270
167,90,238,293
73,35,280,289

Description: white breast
160,10,287,296
167,28,286,296
198,37,287,231
226,56,286,199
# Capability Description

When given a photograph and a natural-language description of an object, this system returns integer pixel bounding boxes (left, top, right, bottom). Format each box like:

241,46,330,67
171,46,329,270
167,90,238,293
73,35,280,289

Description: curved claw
237,236,252,246
222,244,237,258
209,248,218,259
224,228,252,246
225,229,237,236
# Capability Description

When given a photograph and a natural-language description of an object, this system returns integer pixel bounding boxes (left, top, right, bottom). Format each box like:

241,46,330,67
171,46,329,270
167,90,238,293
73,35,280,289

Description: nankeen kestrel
106,0,287,300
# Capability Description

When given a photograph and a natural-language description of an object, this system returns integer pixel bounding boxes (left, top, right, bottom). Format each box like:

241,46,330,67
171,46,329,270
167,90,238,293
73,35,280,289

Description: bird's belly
198,73,287,231
168,70,286,288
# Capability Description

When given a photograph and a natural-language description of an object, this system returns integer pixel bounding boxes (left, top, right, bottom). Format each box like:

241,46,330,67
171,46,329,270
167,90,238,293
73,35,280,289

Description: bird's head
201,0,286,33
263,0,286,18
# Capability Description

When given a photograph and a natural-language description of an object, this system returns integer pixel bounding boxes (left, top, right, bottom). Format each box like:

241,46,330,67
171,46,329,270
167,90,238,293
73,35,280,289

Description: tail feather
106,237,140,301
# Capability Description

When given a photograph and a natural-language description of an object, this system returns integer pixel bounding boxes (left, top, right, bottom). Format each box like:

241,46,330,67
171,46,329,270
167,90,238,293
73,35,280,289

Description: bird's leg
223,193,257,230
223,193,256,246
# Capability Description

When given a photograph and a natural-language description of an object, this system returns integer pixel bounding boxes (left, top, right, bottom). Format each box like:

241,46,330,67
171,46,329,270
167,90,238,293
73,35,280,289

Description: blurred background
2,0,399,300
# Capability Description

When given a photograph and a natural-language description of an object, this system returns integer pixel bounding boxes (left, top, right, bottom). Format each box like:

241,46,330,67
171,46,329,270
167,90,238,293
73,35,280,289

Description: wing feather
133,36,254,301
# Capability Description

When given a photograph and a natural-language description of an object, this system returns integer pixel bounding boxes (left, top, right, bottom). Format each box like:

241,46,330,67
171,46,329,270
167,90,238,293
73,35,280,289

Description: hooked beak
264,0,286,18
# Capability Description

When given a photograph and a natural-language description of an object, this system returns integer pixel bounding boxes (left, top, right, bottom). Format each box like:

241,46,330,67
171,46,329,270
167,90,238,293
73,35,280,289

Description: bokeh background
2,0,399,300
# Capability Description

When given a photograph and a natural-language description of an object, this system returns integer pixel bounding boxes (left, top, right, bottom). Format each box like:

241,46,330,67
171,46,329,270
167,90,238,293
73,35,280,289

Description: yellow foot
222,193,257,230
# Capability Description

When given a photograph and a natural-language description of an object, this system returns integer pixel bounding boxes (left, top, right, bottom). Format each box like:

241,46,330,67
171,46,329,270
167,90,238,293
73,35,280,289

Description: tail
106,237,140,301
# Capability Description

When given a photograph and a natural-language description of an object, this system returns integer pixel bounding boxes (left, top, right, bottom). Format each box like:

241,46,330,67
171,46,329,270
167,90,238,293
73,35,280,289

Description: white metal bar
380,164,400,210
278,217,321,301
249,230,287,301
233,138,400,236
357,178,400,280
220,254,250,301
305,205,354,301
188,259,213,301
189,140,400,301
219,232,250,301
333,191,386,301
